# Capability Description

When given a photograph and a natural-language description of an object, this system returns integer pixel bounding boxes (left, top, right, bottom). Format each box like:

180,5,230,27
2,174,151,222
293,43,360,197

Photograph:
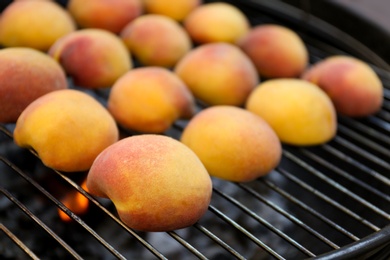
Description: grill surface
1,0,390,259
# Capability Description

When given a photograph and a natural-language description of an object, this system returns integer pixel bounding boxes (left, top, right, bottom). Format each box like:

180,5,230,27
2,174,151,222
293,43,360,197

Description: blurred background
1,0,389,63
281,0,390,64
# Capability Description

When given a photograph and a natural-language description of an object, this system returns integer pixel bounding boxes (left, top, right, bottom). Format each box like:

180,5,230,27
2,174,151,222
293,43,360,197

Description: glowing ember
58,180,89,222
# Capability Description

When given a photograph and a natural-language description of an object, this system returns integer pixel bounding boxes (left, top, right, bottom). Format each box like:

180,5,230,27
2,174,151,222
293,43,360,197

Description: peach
67,0,143,34
120,14,192,67
0,0,76,51
237,24,309,78
302,56,383,117
0,47,68,123
14,89,119,172
142,0,201,22
174,42,259,106
49,29,132,89
183,2,250,44
246,79,337,146
181,106,281,182
86,134,212,232
108,67,195,133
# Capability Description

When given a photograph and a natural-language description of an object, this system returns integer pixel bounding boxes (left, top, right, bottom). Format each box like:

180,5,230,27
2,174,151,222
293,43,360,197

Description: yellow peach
67,0,143,34
48,29,132,89
142,0,201,21
0,0,76,51
0,47,68,123
108,67,195,133
14,89,119,172
302,55,383,117
174,42,259,106
246,79,337,146
86,134,212,232
120,14,192,68
183,2,250,44
181,106,282,182
237,24,309,78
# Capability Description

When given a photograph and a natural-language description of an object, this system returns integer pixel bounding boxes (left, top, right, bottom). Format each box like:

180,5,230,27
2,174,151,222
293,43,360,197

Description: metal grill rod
54,170,168,260
2,125,254,259
167,231,207,259
0,156,126,260
337,124,390,158
312,225,390,260
0,223,39,260
208,204,285,259
213,188,316,257
283,150,390,221
366,117,390,132
54,141,231,259
1,124,169,259
261,171,360,241
193,223,246,259
0,0,388,258
236,183,339,250
332,136,390,169
378,111,390,122
0,185,82,259
3,121,288,260
300,147,390,201
0,125,12,139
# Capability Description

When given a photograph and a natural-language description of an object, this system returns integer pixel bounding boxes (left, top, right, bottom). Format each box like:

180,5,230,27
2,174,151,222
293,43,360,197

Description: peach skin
246,79,337,146
142,0,202,22
14,89,119,172
0,0,76,51
302,55,383,117
181,106,282,182
183,2,250,44
108,67,196,133
120,14,192,68
238,24,309,78
0,47,68,123
174,42,259,106
67,0,143,34
86,134,212,232
48,29,132,89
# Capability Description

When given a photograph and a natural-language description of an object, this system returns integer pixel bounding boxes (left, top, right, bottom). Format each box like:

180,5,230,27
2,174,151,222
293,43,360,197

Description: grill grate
1,0,390,259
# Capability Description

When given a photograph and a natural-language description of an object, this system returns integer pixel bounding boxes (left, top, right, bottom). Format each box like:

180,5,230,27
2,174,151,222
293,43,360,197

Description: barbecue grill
1,0,390,259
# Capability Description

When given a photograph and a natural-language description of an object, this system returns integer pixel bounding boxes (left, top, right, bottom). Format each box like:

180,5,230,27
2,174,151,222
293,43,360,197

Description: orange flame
58,180,89,222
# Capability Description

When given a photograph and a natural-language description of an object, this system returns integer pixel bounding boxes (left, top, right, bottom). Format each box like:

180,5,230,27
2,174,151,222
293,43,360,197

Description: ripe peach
174,42,259,106
0,0,76,51
49,29,132,89
183,2,250,44
246,79,337,146
237,24,309,78
142,0,201,21
86,134,212,232
0,47,68,123
181,106,281,182
120,14,192,67
302,56,383,117
108,67,195,133
67,0,143,34
14,89,119,172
